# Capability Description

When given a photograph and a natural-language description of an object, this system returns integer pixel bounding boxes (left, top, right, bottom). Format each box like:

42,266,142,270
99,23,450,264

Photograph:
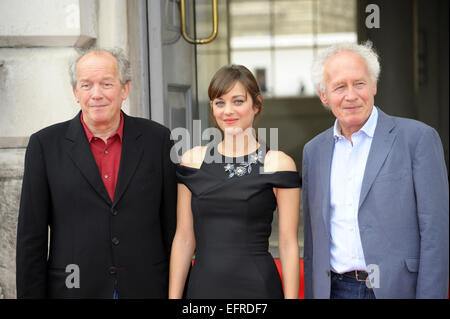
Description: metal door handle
180,0,218,44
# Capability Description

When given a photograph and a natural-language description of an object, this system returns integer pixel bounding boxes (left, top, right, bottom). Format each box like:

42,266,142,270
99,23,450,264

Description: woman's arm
168,183,196,299
168,146,206,298
277,186,300,299
266,151,300,299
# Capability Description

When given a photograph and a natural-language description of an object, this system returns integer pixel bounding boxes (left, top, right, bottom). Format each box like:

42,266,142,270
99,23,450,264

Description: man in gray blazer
302,41,449,299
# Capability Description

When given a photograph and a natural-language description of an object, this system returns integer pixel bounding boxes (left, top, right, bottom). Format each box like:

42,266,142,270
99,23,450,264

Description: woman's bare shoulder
264,150,297,172
180,146,208,169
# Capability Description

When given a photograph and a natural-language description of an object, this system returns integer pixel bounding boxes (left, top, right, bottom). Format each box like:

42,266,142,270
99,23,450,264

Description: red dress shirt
81,112,124,201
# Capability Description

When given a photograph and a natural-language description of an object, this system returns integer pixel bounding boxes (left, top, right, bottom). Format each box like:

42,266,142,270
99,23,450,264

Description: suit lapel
358,109,396,209
320,128,335,235
112,114,144,206
65,112,112,205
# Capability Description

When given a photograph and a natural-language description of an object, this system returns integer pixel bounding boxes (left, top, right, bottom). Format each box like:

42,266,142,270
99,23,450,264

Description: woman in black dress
169,65,300,299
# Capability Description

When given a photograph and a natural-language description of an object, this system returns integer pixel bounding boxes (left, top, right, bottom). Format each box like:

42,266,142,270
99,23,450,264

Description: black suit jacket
16,111,177,298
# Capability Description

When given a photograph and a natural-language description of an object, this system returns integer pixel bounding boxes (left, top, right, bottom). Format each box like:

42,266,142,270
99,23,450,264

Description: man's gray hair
311,40,380,95
69,47,131,88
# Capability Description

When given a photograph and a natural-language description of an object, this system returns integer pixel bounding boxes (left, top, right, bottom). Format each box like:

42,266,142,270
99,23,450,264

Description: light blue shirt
329,106,379,274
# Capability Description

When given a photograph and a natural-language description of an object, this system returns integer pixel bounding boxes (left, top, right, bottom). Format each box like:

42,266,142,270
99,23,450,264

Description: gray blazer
302,108,449,299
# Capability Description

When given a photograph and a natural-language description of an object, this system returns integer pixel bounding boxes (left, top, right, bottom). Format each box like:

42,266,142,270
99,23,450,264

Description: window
230,0,357,97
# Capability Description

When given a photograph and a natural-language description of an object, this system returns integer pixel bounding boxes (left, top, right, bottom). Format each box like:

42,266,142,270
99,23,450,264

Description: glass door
148,0,198,135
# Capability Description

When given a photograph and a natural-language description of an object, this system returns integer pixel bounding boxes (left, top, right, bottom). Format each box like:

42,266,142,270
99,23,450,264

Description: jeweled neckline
223,149,264,178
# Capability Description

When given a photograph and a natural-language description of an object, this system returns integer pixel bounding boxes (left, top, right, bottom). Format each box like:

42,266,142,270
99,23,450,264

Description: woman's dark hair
208,64,263,121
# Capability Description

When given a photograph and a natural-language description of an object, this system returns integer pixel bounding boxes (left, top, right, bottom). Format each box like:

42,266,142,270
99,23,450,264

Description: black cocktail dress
176,144,301,299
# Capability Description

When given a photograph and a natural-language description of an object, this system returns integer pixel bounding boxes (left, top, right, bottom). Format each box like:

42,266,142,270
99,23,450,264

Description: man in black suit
16,48,177,298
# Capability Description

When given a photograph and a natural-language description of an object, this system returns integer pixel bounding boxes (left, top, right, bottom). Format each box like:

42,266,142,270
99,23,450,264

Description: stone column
0,0,100,298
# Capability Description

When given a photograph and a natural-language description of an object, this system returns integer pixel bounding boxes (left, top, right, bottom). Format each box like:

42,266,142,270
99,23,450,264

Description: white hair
311,40,380,96
69,47,131,88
